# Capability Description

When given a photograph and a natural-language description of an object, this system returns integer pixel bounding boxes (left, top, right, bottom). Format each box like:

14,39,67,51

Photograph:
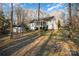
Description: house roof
41,16,54,21
29,16,54,23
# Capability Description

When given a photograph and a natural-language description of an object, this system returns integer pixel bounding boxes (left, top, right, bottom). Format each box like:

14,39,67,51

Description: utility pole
69,3,71,25
38,3,40,34
68,3,72,39
10,3,13,39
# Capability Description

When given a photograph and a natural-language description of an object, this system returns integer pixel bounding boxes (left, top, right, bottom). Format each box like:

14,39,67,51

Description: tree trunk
10,3,13,39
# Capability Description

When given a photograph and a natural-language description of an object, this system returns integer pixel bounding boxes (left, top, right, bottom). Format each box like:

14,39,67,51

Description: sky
1,3,69,23
2,3,67,14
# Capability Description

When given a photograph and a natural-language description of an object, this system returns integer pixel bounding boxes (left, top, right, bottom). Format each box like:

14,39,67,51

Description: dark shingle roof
29,16,54,23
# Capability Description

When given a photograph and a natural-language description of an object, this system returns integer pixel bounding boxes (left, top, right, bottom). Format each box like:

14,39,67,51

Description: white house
44,16,58,30
46,20,53,30
13,27,23,33
46,16,64,30
28,23,37,30
27,16,64,30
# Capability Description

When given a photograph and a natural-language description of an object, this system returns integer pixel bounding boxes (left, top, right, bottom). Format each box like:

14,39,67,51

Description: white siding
47,21,53,29
53,20,58,29
29,23,36,30
13,27,22,33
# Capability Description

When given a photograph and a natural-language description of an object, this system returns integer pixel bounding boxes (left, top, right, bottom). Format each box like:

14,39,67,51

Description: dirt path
11,36,45,56
11,32,51,56
1,30,79,56
16,30,79,56
0,31,40,56
0,31,39,48
25,35,51,56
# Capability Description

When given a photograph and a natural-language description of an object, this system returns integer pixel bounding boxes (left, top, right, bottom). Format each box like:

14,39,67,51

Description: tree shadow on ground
70,49,79,56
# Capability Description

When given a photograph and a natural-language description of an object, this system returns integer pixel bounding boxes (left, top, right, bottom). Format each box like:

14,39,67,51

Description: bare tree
71,4,79,31
0,4,7,34
14,4,27,38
